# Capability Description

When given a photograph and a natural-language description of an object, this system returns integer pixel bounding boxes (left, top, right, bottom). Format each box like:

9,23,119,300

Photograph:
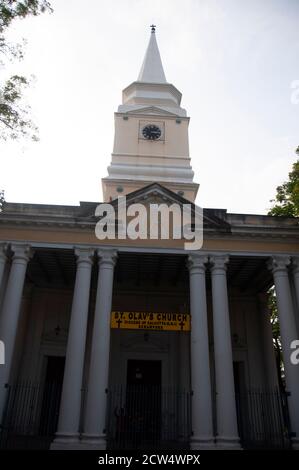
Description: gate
106,385,191,449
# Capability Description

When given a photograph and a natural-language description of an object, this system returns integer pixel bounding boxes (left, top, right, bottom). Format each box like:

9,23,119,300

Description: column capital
74,247,94,266
209,254,229,272
187,254,208,273
267,255,291,274
10,244,33,263
97,248,117,267
0,242,8,262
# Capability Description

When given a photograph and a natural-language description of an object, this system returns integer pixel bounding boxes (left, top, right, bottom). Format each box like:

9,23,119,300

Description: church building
0,27,299,450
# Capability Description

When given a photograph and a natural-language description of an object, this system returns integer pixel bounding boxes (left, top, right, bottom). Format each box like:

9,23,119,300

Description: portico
0,220,298,449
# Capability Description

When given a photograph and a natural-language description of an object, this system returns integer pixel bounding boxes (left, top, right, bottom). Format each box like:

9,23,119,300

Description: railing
235,389,291,449
0,382,291,450
0,381,62,450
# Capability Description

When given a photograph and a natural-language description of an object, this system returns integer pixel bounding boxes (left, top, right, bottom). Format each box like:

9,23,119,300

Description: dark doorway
234,361,250,444
125,360,161,447
39,356,65,436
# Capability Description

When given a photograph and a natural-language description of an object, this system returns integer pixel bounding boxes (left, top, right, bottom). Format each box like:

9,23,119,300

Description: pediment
126,106,180,117
110,183,231,232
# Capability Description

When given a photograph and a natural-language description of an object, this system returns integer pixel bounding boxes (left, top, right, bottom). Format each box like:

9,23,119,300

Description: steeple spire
137,25,167,83
102,26,198,203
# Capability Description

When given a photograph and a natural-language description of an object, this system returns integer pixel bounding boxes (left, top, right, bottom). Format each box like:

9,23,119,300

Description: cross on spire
137,25,166,83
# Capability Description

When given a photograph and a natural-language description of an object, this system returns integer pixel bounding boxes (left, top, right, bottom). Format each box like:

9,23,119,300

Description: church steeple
102,27,199,203
137,26,167,84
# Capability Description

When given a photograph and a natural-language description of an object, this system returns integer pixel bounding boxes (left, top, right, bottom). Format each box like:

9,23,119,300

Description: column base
190,436,216,450
51,433,81,450
216,436,241,449
80,433,107,450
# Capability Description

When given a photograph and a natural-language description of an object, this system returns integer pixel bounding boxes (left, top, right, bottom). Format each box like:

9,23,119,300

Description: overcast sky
0,0,298,214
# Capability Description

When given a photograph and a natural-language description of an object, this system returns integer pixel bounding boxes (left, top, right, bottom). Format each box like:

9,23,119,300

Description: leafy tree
268,146,299,217
0,0,52,140
268,146,299,389
268,288,284,390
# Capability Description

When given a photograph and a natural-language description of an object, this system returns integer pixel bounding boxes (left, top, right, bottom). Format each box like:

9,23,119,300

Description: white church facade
0,28,299,450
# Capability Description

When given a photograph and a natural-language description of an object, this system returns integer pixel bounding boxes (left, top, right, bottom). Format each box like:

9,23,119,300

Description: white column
268,256,299,449
0,244,32,423
188,254,214,448
0,243,8,313
210,255,240,448
178,330,190,442
52,248,94,449
82,249,117,449
0,243,7,291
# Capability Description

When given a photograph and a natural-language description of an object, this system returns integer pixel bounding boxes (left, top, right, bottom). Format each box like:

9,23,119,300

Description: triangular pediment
126,106,180,117
110,183,231,232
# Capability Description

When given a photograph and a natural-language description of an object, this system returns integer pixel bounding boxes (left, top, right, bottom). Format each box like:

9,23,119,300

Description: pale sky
0,0,298,214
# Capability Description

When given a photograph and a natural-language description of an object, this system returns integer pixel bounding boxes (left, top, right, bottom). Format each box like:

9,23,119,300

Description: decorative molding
1,182,299,245
1,215,298,245
10,243,33,263
124,106,180,117
74,247,94,266
121,334,168,353
267,255,291,274
0,242,8,262
97,248,118,267
42,330,68,344
187,254,208,273
209,254,230,272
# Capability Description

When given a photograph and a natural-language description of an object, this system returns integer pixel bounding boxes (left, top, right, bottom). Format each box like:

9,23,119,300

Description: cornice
1,218,298,246
1,193,299,244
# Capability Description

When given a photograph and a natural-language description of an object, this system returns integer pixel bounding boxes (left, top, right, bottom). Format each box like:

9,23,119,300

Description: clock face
142,124,161,140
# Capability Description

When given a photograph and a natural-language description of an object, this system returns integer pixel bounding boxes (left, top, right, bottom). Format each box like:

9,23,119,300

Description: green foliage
0,1,52,140
0,1,52,33
268,148,299,218
267,151,299,388
0,74,38,139
268,288,284,387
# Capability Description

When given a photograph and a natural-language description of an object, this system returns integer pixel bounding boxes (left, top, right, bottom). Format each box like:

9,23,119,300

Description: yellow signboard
111,311,190,332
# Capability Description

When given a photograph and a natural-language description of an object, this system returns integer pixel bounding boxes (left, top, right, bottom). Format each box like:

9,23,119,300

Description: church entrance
39,356,65,436
125,360,161,448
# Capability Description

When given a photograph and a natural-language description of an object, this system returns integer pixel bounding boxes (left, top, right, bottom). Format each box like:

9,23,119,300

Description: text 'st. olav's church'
0,27,299,451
